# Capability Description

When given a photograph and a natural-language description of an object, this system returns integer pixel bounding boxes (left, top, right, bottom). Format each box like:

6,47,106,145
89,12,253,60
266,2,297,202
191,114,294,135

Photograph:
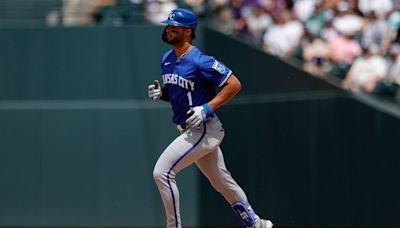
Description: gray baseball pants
153,116,250,228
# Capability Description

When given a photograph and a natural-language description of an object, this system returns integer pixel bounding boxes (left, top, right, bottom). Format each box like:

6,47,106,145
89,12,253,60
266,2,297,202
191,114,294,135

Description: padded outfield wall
200,28,400,228
0,25,201,227
0,25,399,227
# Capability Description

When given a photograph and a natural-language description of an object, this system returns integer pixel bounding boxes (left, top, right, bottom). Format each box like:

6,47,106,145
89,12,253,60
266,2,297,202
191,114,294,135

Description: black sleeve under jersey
160,87,170,102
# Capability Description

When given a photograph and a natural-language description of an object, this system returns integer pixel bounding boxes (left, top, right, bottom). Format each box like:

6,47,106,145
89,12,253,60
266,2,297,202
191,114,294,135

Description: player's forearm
208,74,241,111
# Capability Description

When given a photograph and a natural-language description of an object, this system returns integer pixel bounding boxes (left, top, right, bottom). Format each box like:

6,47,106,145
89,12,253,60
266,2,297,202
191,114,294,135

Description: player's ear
185,28,192,37
185,28,196,40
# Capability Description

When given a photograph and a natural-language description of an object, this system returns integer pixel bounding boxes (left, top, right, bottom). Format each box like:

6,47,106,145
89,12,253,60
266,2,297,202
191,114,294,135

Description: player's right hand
148,80,162,101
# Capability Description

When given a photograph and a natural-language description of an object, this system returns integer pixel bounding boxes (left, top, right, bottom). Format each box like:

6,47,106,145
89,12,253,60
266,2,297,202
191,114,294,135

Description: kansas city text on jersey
162,73,195,91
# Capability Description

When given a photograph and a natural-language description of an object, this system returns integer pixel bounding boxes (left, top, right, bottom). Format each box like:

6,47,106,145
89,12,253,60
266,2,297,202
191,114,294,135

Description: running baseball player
148,8,274,228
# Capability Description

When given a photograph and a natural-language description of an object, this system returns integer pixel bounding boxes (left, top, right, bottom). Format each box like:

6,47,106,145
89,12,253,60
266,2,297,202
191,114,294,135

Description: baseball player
148,8,274,228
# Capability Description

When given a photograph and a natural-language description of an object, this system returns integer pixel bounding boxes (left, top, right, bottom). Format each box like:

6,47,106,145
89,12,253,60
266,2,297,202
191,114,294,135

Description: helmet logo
168,12,175,20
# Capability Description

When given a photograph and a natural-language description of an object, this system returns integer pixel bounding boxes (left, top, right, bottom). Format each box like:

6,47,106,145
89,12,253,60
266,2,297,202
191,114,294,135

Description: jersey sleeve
197,54,232,87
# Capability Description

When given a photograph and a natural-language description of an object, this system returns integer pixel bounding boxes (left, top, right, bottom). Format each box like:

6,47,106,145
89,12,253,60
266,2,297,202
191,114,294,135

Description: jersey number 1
187,92,193,107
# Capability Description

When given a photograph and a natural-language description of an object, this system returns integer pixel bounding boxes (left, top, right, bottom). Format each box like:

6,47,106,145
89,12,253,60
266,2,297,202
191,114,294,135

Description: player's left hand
186,103,214,128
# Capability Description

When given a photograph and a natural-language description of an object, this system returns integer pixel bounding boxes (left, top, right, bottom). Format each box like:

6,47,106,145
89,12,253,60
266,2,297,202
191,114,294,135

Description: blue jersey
161,46,232,125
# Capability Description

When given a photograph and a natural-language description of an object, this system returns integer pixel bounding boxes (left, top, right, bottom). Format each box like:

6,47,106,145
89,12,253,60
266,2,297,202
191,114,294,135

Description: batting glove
148,80,162,101
185,103,214,128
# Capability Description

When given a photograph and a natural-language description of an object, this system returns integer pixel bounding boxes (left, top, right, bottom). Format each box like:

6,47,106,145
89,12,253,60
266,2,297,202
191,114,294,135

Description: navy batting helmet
161,8,198,29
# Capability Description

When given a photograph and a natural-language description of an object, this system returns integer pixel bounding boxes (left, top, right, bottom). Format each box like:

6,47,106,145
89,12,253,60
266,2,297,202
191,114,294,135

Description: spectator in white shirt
342,45,388,92
358,0,393,18
144,0,177,25
361,12,392,55
293,0,317,22
245,7,272,42
262,10,304,58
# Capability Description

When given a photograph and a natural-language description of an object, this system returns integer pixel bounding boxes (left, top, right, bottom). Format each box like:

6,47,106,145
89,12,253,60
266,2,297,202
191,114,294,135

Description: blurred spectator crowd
57,0,190,26
207,0,400,99
56,0,400,99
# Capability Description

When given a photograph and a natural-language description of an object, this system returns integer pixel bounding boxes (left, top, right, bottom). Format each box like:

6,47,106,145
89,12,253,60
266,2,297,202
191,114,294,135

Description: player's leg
153,133,204,228
153,121,224,228
195,147,273,228
195,147,248,203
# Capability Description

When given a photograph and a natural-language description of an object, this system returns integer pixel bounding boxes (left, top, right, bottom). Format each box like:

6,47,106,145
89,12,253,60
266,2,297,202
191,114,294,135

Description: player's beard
161,27,182,45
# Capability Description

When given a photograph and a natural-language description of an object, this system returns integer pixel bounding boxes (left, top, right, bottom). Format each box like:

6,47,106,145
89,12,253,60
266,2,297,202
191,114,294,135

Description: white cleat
256,218,273,228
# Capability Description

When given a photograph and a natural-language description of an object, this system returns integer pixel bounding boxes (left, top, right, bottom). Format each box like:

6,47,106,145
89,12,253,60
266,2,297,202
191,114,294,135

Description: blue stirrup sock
231,202,259,228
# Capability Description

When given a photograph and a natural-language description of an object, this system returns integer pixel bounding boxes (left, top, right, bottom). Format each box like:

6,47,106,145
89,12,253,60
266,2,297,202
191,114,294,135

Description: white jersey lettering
162,73,195,91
